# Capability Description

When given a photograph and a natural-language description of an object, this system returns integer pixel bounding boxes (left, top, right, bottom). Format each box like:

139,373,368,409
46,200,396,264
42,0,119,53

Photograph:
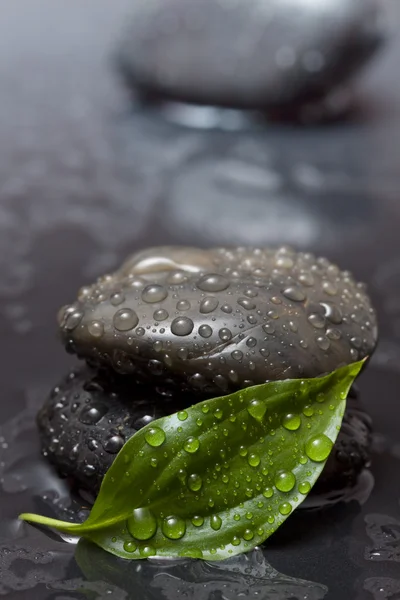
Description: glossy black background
0,1,400,598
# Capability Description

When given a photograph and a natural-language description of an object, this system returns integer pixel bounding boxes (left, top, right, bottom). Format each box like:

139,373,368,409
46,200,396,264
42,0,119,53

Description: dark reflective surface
1,1,400,599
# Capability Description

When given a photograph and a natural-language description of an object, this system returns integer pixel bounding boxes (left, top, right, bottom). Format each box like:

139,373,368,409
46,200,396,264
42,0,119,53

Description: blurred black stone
117,0,385,113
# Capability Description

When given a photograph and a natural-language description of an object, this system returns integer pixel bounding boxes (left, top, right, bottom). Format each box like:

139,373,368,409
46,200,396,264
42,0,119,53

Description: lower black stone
37,366,372,495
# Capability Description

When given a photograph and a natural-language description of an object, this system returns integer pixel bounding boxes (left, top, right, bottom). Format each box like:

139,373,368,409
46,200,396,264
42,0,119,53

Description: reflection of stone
152,549,328,600
75,542,328,600
117,0,385,111
365,514,400,562
363,577,400,600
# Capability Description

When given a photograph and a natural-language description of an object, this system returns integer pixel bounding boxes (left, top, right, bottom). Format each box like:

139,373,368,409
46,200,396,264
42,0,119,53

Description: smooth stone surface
58,246,378,395
117,0,385,109
37,366,371,494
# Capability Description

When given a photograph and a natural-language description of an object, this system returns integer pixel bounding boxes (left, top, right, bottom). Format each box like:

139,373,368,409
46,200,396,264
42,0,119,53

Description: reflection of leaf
75,539,328,600
20,361,363,561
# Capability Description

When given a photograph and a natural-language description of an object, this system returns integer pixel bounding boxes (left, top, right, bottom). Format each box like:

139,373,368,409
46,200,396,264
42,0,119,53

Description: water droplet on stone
153,308,169,321
308,313,325,329
127,508,157,541
231,350,243,361
283,287,306,302
145,427,166,447
171,316,194,336
238,298,256,310
305,434,333,462
200,296,219,314
177,299,191,311
110,292,125,306
322,281,338,296
320,302,342,324
197,274,230,292
199,324,213,338
317,336,330,351
113,308,139,331
326,327,341,340
263,323,275,335
219,328,232,341
80,403,107,425
88,320,104,338
221,304,232,314
142,285,168,303
104,435,124,454
63,308,84,331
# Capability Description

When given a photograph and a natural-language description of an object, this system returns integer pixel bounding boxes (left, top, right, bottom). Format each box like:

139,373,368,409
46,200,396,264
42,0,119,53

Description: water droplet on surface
322,281,338,296
279,502,292,515
127,508,157,541
110,292,125,306
184,437,200,453
104,435,124,454
320,302,342,324
145,427,166,447
326,327,341,340
243,529,254,541
188,473,203,492
283,287,306,302
275,470,296,492
299,481,311,495
299,273,314,286
210,515,222,531
113,308,139,331
231,350,243,361
247,399,266,422
171,316,194,336
199,296,219,314
123,540,137,553
61,308,84,331
237,298,256,310
219,328,232,341
80,403,107,425
262,323,275,335
176,299,191,311
199,324,213,338
162,516,186,539
282,413,301,431
153,308,169,321
221,304,232,314
192,515,204,527
307,313,325,329
197,274,230,292
142,285,168,303
317,336,330,351
140,545,156,557
303,405,314,417
248,453,261,467
305,434,333,462
88,320,104,338
232,536,241,546
177,410,188,421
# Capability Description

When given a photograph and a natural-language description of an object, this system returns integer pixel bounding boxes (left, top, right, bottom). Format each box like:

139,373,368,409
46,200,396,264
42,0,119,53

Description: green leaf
20,360,364,561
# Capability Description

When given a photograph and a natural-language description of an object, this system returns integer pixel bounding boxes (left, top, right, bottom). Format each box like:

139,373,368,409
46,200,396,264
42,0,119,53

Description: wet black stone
38,366,372,494
116,0,385,111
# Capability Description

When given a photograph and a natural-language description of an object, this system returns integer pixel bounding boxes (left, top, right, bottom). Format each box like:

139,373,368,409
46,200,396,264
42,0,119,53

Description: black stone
116,0,385,110
38,365,372,494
